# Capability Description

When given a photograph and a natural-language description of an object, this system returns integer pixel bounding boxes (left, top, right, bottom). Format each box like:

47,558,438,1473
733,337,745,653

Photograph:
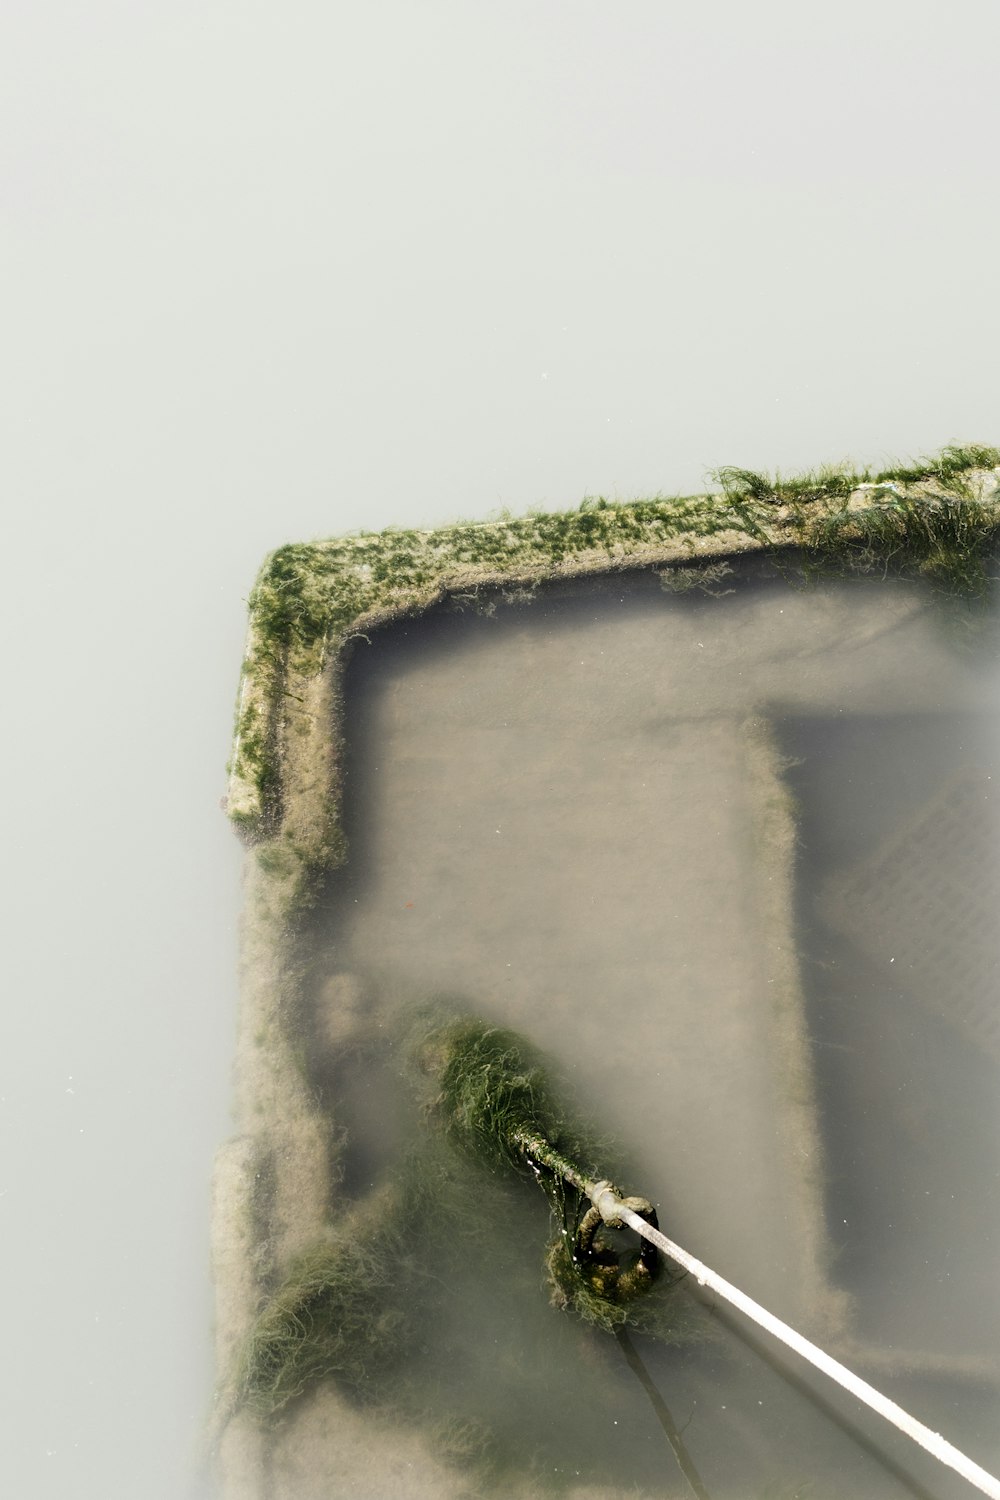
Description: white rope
586,1181,1000,1500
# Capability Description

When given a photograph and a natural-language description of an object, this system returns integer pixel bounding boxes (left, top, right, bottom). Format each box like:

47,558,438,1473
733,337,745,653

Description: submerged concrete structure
214,454,1000,1499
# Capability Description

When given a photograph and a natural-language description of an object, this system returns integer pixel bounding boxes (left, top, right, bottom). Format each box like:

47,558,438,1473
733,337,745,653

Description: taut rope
580,1174,1000,1500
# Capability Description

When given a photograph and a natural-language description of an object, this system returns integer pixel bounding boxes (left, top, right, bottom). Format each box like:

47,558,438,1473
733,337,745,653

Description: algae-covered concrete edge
225,493,756,845
225,447,1000,870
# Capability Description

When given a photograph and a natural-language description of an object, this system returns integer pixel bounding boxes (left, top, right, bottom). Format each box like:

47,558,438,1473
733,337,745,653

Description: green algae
421,1016,661,1330
227,444,1000,850
803,489,1000,598
233,1207,407,1418
231,1013,684,1436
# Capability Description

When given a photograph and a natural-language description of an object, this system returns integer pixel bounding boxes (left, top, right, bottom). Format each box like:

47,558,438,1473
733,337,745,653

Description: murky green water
299,561,1000,1499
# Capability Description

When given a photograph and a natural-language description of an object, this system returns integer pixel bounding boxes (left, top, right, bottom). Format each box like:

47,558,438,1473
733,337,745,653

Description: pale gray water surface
300,564,1000,1499
10,6,1000,1496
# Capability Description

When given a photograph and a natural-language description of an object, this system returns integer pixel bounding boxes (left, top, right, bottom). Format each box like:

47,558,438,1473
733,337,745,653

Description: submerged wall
213,454,1000,1499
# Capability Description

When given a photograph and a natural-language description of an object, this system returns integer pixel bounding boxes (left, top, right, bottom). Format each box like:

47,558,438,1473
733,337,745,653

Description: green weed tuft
713,466,778,502
426,1018,590,1176
233,1202,408,1418
805,494,1000,599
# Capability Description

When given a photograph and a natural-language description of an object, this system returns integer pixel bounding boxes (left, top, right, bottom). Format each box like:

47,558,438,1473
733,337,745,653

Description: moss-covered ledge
226,445,1000,897
214,444,1000,1486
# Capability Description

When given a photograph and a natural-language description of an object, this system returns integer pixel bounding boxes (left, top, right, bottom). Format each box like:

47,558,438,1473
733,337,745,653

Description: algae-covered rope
581,1180,1000,1500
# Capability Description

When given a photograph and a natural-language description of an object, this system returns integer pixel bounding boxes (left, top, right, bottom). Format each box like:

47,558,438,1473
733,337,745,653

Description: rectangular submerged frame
213,448,1000,1498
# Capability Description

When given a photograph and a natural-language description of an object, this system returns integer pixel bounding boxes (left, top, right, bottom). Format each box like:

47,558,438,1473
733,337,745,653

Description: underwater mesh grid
826,766,1000,1058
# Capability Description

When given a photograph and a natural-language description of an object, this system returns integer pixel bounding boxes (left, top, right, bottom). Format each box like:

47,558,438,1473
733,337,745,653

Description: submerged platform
215,461,1000,1499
